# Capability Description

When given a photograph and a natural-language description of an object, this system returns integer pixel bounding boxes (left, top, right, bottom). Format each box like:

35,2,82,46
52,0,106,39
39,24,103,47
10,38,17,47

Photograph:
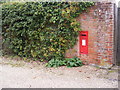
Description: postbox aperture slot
81,34,86,36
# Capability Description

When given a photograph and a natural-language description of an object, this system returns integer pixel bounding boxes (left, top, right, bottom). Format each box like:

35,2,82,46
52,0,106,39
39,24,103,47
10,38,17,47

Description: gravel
0,56,118,88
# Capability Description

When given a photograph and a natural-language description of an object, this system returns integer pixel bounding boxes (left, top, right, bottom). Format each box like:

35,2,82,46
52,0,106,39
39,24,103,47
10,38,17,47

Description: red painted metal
79,31,88,54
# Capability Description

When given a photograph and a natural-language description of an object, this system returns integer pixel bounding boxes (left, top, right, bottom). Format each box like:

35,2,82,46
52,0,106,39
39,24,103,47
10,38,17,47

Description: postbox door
80,31,88,54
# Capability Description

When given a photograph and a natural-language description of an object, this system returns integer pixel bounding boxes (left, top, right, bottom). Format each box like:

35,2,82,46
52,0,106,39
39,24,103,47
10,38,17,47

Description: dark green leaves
46,57,83,67
2,2,94,61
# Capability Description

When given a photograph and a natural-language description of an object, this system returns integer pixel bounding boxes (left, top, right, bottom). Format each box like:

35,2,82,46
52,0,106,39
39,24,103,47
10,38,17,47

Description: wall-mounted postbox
80,31,88,54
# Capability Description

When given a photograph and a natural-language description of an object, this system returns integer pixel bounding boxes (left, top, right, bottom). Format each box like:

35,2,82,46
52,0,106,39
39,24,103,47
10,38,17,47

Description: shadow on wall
117,3,120,65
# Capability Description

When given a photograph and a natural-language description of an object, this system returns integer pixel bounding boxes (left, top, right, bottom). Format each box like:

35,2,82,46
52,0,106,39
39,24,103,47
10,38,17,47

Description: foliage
46,57,83,67
2,2,94,61
45,58,66,67
65,57,83,67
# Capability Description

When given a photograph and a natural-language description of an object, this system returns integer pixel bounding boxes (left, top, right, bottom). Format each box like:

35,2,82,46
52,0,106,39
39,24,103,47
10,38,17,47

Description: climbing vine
2,2,94,61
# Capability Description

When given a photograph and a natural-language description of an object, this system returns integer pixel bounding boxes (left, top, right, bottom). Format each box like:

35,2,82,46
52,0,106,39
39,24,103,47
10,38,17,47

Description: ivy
2,2,94,61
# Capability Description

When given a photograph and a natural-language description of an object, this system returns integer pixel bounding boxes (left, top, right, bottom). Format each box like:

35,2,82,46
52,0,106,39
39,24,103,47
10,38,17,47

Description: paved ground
0,56,118,88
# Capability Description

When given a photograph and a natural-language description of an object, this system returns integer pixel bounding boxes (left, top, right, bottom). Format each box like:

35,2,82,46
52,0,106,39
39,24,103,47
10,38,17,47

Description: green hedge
2,2,94,61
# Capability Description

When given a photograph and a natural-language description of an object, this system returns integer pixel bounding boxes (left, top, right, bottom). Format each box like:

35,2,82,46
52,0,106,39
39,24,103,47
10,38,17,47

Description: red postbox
79,31,88,54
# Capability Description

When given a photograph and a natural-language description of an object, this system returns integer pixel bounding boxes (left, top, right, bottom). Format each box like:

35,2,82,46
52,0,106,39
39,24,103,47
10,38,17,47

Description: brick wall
65,2,115,67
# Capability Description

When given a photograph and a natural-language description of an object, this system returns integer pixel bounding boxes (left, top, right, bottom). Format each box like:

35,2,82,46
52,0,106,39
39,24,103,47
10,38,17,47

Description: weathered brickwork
65,2,114,67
